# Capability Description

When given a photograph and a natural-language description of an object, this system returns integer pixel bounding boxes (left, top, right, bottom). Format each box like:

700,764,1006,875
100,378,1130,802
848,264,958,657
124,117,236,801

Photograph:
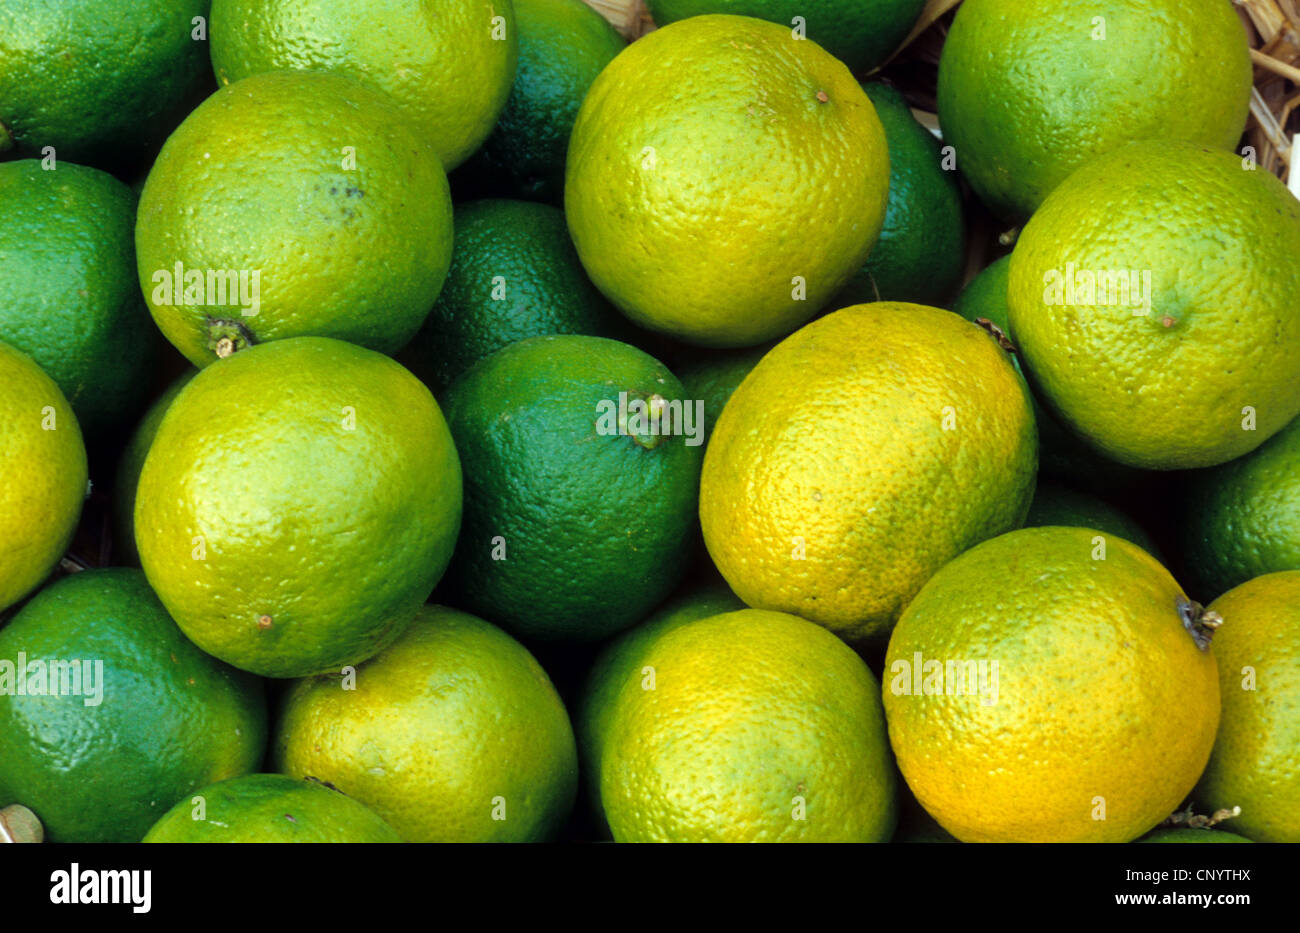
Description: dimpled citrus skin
210,0,516,170
598,609,897,842
0,0,211,167
1195,571,1300,842
143,774,401,843
1182,418,1300,600
1008,142,1300,471
273,606,579,842
884,527,1221,843
938,0,1250,220
136,71,453,368
0,342,87,613
0,569,266,843
700,303,1036,643
565,15,890,347
134,338,462,678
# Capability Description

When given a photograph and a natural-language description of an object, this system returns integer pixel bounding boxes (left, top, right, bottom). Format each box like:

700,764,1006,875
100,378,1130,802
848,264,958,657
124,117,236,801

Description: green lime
937,0,1251,219
136,71,453,368
456,0,625,201
672,342,772,448
143,774,401,843
0,160,157,438
439,335,703,642
1182,416,1300,599
135,337,462,678
1025,481,1158,557
0,341,87,614
0,568,266,843
274,605,578,842
833,82,965,307
111,370,196,566
398,199,630,396
645,0,926,74
0,0,212,168
210,0,517,170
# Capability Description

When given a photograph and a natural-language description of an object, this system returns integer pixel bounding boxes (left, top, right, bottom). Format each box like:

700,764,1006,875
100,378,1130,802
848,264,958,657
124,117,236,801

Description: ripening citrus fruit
937,0,1251,220
885,527,1221,843
645,0,926,74
274,605,579,842
0,161,157,438
592,608,898,842
0,569,266,843
1194,571,1300,842
135,338,462,678
0,0,212,169
0,341,87,614
440,335,702,642
210,0,517,170
1182,416,1300,600
1008,141,1300,470
143,774,401,843
136,71,453,368
566,15,890,347
701,303,1036,643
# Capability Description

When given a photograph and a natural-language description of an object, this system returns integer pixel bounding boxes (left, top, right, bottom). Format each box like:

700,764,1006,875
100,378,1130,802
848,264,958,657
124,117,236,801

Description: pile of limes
0,0,1296,846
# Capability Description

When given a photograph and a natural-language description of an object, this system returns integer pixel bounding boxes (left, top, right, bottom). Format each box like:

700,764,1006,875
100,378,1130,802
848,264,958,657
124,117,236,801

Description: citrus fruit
439,335,702,642
274,605,579,842
672,341,772,448
832,82,965,307
645,0,926,74
398,199,630,396
1025,480,1157,557
0,341,87,614
1008,141,1300,470
0,0,212,168
1182,416,1300,600
134,337,462,678
210,0,517,170
953,255,1147,494
111,371,196,566
1137,827,1252,844
884,526,1221,843
1194,571,1300,842
0,568,266,843
937,0,1251,220
136,71,453,368
143,774,401,843
456,0,624,201
565,14,890,347
592,608,897,842
700,303,1036,643
0,160,157,438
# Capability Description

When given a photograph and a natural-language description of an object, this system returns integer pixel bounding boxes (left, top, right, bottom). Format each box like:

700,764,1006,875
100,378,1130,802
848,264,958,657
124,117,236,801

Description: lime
937,0,1251,219
397,199,630,396
143,774,401,843
274,605,578,842
565,14,890,347
210,0,517,170
672,341,772,448
440,335,702,642
593,608,897,842
701,303,1036,643
0,341,87,614
884,526,1220,843
456,0,624,201
0,568,266,843
1008,141,1300,470
833,82,965,307
136,71,453,368
135,337,462,678
0,160,157,438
